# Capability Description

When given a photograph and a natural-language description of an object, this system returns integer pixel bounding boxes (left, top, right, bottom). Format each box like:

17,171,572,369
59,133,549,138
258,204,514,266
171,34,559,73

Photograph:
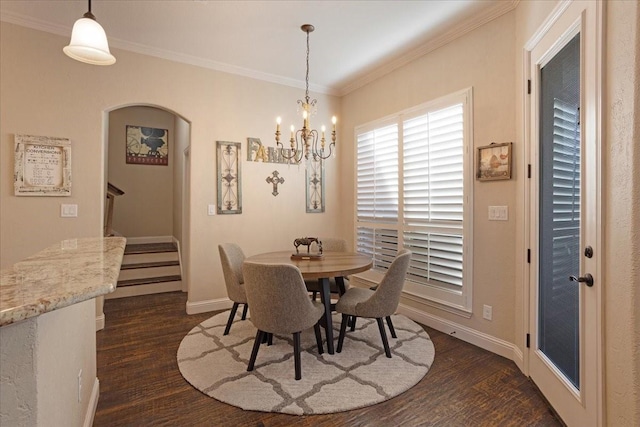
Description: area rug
177,310,435,415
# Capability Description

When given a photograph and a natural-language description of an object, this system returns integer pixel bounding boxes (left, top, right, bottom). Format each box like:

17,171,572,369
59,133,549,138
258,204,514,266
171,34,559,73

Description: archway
100,104,191,312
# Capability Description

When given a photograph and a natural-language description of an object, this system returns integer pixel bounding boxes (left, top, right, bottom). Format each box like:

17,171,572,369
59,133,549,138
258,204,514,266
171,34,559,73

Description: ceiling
0,0,517,95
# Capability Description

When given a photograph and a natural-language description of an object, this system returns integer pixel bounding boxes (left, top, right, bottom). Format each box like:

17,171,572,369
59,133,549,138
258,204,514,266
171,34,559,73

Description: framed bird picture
126,125,169,165
477,142,512,181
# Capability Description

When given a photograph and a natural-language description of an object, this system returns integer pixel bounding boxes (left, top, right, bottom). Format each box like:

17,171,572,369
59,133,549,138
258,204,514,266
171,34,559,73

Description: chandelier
275,24,336,163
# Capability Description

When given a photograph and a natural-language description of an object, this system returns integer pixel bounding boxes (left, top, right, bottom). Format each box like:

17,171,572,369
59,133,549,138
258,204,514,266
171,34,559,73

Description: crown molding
2,2,518,98
336,0,520,96
0,10,338,97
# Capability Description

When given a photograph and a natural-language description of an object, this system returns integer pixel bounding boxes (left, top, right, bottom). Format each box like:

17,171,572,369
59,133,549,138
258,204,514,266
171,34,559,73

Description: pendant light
63,0,115,66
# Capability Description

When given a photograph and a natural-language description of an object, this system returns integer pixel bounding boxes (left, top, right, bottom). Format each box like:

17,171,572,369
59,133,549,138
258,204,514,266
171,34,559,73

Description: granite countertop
0,237,126,327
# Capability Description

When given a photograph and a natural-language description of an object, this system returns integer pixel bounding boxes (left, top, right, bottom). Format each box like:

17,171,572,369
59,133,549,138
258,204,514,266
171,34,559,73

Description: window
355,88,473,313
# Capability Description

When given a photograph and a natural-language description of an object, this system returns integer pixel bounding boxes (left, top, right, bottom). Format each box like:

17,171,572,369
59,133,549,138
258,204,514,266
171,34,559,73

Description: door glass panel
538,33,581,389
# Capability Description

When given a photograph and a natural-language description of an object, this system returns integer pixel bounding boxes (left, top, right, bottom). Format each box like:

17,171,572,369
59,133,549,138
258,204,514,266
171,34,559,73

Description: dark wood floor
94,292,561,426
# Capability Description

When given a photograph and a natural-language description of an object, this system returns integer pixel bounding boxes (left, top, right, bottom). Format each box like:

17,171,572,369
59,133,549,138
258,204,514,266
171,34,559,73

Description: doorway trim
521,0,604,424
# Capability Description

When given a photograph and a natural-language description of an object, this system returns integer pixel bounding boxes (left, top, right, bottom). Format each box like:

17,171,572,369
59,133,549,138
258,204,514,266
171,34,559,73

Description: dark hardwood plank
95,292,561,426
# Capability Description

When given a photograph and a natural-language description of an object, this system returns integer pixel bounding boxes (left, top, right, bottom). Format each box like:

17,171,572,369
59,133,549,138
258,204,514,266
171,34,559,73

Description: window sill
350,271,472,319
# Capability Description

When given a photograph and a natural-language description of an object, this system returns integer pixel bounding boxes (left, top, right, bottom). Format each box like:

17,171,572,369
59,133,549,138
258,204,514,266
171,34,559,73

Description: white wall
36,299,97,426
0,318,37,426
0,300,97,427
108,106,175,238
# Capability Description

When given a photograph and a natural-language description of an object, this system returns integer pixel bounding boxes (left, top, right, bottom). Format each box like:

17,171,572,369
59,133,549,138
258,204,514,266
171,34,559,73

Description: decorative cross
266,170,285,196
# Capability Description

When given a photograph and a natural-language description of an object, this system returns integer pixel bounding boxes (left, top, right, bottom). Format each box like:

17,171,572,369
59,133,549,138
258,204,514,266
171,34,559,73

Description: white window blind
403,104,464,288
355,89,472,311
356,124,398,223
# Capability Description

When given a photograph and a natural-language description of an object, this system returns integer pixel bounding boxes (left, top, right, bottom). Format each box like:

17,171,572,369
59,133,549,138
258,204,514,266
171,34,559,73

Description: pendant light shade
63,2,115,66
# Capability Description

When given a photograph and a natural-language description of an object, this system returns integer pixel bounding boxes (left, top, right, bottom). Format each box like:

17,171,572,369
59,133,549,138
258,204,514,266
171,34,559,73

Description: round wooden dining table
245,250,373,354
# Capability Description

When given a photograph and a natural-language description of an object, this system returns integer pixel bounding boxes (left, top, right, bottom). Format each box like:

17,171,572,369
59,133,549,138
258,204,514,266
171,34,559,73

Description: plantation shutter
356,124,398,223
356,124,399,265
402,104,464,287
355,90,470,301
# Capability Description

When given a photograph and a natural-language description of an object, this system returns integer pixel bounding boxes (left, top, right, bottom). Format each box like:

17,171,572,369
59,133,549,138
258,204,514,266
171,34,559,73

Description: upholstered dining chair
243,262,325,380
218,243,249,336
306,237,349,301
335,249,412,358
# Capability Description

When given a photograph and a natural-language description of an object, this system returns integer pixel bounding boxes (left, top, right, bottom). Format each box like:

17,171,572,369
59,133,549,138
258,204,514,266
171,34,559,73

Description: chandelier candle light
275,24,336,163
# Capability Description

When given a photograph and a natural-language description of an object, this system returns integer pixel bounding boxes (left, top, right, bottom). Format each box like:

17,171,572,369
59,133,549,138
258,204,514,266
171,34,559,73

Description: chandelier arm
275,24,336,165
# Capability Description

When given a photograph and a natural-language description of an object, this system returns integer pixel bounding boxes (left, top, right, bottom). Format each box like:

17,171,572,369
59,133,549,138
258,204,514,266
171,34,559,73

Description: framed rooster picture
126,125,169,165
477,142,512,181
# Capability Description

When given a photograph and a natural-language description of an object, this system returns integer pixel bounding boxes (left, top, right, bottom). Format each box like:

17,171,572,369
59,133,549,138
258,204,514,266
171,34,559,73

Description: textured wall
0,319,37,426
604,0,640,424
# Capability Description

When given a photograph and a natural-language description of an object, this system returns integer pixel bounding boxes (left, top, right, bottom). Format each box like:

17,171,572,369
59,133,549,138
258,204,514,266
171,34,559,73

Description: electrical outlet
77,369,82,402
483,304,493,321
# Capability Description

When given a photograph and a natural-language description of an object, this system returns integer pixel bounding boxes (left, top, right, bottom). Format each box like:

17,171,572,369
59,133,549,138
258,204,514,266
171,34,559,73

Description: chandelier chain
305,29,310,104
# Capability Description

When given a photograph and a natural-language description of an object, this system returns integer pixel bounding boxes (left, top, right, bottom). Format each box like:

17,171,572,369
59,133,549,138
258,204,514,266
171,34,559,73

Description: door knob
569,273,594,287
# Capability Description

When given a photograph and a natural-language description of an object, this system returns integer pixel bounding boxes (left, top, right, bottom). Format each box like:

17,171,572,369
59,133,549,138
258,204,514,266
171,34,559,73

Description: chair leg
224,302,240,336
293,332,302,380
267,333,273,346
337,314,349,353
314,322,324,354
350,315,357,331
247,330,263,371
377,318,392,358
241,304,248,320
386,316,397,338
312,291,318,301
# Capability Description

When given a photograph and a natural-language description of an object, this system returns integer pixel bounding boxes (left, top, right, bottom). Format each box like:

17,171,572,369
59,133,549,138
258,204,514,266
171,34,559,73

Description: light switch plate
488,206,508,221
208,204,216,216
61,204,78,217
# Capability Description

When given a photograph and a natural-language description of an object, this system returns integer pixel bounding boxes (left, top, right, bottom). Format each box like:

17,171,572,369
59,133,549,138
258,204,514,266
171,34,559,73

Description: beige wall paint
603,1,640,424
108,106,175,238
0,21,341,300
2,2,639,424
340,12,517,342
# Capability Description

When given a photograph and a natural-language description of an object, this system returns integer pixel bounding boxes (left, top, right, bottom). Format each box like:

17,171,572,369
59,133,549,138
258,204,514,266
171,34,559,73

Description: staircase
107,241,182,299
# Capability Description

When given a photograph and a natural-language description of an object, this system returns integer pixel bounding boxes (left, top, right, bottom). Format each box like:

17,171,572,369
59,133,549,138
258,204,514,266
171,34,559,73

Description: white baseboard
95,314,105,331
83,378,100,427
397,303,518,361
125,235,173,244
186,297,233,315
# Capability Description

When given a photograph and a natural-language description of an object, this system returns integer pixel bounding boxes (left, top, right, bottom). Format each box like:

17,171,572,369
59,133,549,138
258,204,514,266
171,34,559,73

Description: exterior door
527,1,602,425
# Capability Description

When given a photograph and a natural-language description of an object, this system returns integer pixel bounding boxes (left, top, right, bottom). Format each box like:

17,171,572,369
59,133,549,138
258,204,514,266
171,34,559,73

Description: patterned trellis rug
177,310,435,415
